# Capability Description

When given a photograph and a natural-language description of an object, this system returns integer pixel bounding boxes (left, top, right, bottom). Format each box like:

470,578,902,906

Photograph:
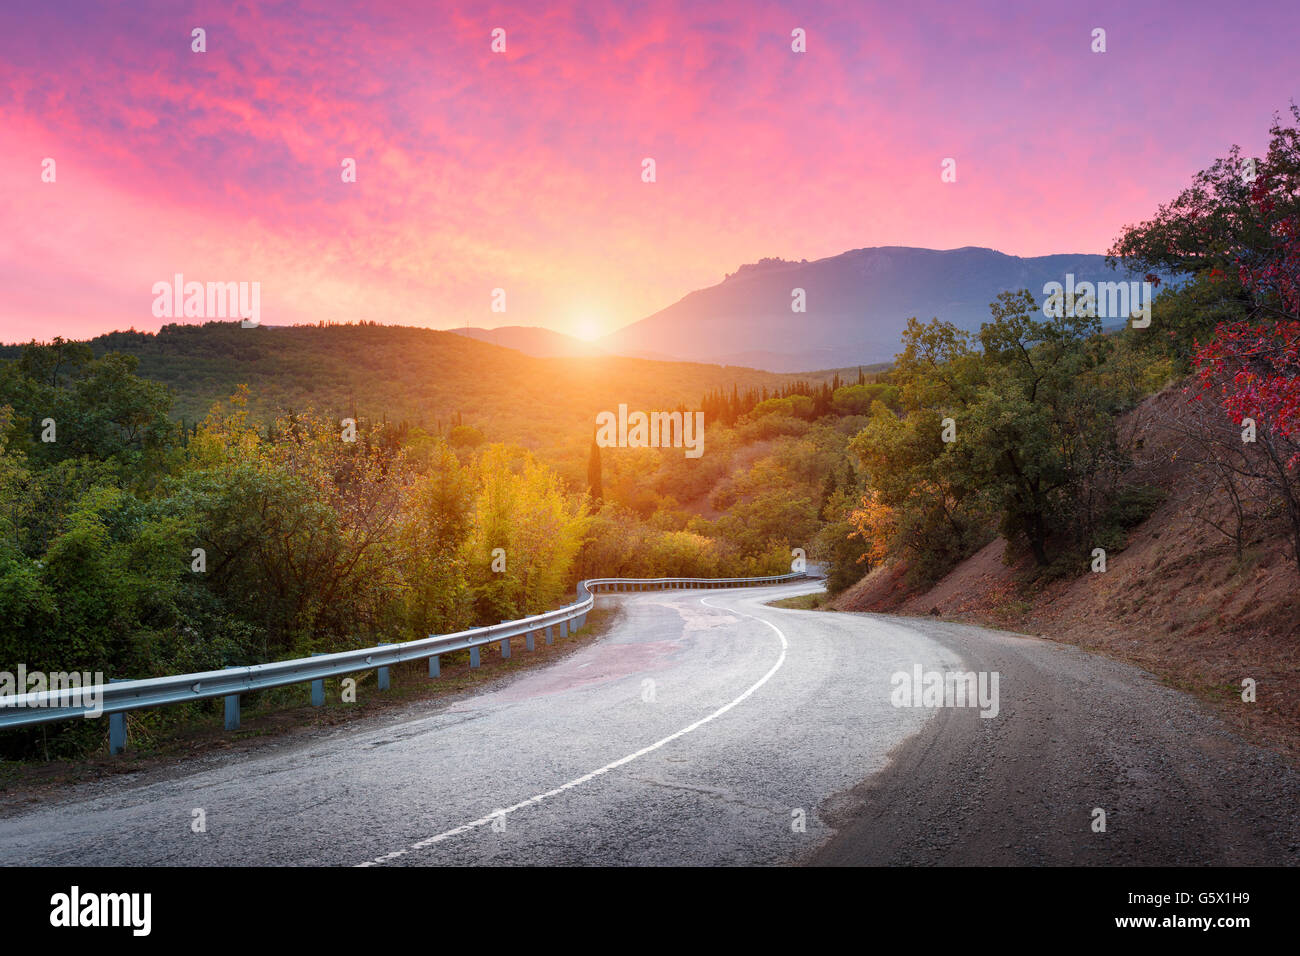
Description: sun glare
573,317,604,341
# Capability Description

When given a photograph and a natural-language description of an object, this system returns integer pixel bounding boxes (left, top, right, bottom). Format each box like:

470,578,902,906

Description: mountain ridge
448,325,608,358
599,245,1148,371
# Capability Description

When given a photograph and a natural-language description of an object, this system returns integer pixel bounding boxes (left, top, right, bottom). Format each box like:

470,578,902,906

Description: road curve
0,582,952,865
0,585,1295,865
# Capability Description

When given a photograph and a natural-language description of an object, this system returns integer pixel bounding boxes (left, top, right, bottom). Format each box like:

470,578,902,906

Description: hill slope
831,384,1300,761
3,322,828,457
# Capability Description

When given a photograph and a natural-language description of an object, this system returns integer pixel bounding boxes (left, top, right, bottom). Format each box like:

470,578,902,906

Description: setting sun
572,317,605,341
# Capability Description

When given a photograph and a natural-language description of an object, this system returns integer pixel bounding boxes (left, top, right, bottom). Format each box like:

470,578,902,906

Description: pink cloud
1,0,1296,343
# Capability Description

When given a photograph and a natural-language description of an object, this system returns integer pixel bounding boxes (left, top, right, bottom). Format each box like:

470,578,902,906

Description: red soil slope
832,384,1300,761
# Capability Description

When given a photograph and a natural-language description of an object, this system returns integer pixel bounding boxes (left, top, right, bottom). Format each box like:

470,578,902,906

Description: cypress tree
587,436,603,504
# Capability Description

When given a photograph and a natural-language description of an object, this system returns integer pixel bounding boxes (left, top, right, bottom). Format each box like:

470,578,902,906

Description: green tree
959,291,1124,566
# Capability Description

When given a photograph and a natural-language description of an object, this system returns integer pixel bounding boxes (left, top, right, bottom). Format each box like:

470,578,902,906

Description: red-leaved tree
1193,195,1300,567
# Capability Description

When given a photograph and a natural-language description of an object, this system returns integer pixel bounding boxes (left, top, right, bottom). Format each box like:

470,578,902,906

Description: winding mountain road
0,581,1295,866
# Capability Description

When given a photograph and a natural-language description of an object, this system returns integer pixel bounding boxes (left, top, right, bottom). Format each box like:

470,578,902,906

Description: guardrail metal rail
0,570,810,752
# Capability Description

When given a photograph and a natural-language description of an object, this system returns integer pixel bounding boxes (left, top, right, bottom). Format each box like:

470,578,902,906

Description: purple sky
1,0,1296,341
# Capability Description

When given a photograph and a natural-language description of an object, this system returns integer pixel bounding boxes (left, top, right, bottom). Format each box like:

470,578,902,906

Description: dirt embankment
832,385,1300,762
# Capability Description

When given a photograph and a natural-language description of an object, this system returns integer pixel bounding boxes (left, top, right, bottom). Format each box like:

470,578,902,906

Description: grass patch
767,592,824,610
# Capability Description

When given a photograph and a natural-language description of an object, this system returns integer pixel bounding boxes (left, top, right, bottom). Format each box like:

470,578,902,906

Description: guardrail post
377,643,393,690
429,654,440,678
560,619,568,638
310,652,326,706
545,625,554,645
108,678,126,754
499,622,511,659
470,646,481,668
526,630,535,652
224,666,241,731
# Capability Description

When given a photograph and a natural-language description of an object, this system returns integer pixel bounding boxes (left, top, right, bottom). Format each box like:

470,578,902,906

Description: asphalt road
0,582,1295,865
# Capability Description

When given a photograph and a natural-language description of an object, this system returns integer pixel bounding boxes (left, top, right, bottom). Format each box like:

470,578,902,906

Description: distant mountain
600,246,1154,372
449,325,607,359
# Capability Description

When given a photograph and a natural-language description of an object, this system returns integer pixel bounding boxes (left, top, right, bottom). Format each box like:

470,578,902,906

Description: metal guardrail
0,570,809,750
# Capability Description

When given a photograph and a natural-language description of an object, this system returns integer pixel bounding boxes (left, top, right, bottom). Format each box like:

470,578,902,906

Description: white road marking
356,591,789,866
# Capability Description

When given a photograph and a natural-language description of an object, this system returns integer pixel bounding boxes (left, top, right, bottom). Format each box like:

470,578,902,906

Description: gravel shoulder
810,614,1300,866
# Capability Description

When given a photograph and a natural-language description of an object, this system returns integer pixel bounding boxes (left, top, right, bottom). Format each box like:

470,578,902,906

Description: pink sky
1,0,1296,343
